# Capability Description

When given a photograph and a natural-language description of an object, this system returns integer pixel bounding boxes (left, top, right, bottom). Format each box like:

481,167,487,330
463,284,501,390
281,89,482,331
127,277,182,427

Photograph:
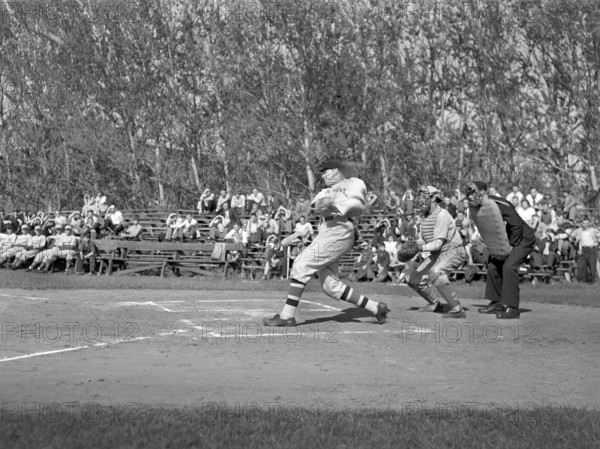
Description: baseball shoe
478,302,504,314
418,301,442,313
442,309,466,319
263,314,297,327
496,307,520,319
375,302,390,324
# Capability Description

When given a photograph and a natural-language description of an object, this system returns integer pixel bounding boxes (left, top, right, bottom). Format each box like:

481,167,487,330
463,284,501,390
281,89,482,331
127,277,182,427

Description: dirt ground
1,286,599,414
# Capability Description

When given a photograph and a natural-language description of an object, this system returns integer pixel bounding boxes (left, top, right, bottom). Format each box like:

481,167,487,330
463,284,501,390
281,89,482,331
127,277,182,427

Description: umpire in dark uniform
466,182,536,319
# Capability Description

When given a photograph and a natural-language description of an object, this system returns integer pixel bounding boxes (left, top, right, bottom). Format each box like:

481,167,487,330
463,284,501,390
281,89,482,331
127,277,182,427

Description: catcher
263,159,389,326
399,186,467,318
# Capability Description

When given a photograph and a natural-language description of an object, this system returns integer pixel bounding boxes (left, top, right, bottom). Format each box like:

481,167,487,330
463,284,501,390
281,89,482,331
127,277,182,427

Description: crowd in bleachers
0,185,598,283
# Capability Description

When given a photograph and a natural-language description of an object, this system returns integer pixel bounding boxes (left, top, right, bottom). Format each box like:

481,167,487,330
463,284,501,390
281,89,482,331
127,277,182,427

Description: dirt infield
1,286,599,413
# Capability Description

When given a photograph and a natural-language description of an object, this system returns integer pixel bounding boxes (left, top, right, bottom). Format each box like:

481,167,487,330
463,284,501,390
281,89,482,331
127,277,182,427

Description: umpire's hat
317,159,343,172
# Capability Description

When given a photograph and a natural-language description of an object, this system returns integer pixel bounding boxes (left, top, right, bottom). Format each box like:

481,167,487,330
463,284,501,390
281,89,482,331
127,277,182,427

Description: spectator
198,188,215,213
562,190,578,221
181,214,199,240
538,201,557,231
373,241,391,282
506,186,524,204
261,213,280,238
350,242,376,282
249,203,264,221
165,212,184,241
531,229,561,278
387,190,401,212
266,192,284,210
83,210,101,239
571,217,599,284
231,192,246,216
455,210,472,241
104,205,124,235
208,216,228,241
245,213,264,244
364,190,378,214
526,188,544,209
54,211,68,227
396,213,416,242
441,196,457,218
219,202,242,231
509,195,520,209
517,199,537,228
293,194,312,221
294,216,314,240
247,188,265,211
275,205,293,235
488,186,499,197
81,195,96,215
400,189,414,215
94,192,108,215
384,235,398,261
120,215,143,240
371,219,391,248
216,189,231,211
74,232,97,275
225,223,247,244
261,237,286,280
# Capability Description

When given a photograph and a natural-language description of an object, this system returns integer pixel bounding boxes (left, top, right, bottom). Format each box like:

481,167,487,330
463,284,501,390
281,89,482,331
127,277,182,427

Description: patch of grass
1,405,598,449
1,269,598,307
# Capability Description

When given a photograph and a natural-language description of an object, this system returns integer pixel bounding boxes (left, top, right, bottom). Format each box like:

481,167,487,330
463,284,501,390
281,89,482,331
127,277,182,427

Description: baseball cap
34,225,42,231
318,159,343,172
21,224,29,229
420,185,441,196
65,225,73,230
55,224,64,229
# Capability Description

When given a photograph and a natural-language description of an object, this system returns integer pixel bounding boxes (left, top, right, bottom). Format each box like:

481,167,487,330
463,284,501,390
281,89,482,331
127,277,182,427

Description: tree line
0,0,599,211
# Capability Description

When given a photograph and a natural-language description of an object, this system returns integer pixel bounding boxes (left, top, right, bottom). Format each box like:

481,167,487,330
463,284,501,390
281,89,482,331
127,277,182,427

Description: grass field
1,271,599,448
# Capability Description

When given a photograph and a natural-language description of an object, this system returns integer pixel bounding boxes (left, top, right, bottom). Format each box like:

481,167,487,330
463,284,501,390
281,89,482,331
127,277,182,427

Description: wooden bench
93,240,244,277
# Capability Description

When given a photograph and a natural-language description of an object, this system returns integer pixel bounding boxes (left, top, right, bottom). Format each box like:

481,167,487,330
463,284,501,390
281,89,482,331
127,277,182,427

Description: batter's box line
0,329,192,363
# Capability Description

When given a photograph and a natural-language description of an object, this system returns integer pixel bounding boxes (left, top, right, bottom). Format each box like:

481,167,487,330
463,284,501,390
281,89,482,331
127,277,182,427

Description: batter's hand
313,197,337,214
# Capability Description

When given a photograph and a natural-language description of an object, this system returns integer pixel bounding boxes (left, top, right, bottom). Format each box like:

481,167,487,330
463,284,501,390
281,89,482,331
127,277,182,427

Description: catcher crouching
399,186,467,318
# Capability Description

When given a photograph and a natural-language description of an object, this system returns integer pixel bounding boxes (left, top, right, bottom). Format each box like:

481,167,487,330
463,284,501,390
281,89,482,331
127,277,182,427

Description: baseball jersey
13,234,32,249
311,178,367,218
419,208,462,248
30,234,47,250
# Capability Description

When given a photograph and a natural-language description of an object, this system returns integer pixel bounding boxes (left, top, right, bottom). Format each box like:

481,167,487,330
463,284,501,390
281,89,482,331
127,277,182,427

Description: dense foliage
1,0,599,210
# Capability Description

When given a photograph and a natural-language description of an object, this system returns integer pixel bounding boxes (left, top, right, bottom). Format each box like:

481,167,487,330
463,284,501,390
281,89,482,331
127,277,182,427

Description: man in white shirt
572,217,599,283
104,205,124,235
247,188,265,210
517,200,537,228
225,223,248,244
506,186,524,204
526,188,544,209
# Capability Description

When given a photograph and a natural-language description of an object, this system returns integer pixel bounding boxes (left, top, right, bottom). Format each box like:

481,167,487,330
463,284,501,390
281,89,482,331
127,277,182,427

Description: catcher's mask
465,182,487,207
415,185,441,215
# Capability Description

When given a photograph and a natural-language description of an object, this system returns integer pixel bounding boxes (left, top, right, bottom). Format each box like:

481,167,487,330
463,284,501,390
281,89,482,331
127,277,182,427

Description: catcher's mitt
397,241,420,262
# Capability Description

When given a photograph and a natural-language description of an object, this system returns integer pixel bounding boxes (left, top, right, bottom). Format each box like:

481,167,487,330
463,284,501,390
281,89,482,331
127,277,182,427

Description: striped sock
280,279,306,319
341,286,378,315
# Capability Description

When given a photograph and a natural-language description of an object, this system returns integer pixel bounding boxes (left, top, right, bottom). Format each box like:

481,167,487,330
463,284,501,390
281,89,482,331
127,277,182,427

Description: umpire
465,182,536,319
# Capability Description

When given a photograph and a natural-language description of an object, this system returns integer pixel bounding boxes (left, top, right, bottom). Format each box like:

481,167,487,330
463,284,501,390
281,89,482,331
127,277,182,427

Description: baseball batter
263,160,389,326
403,186,467,318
